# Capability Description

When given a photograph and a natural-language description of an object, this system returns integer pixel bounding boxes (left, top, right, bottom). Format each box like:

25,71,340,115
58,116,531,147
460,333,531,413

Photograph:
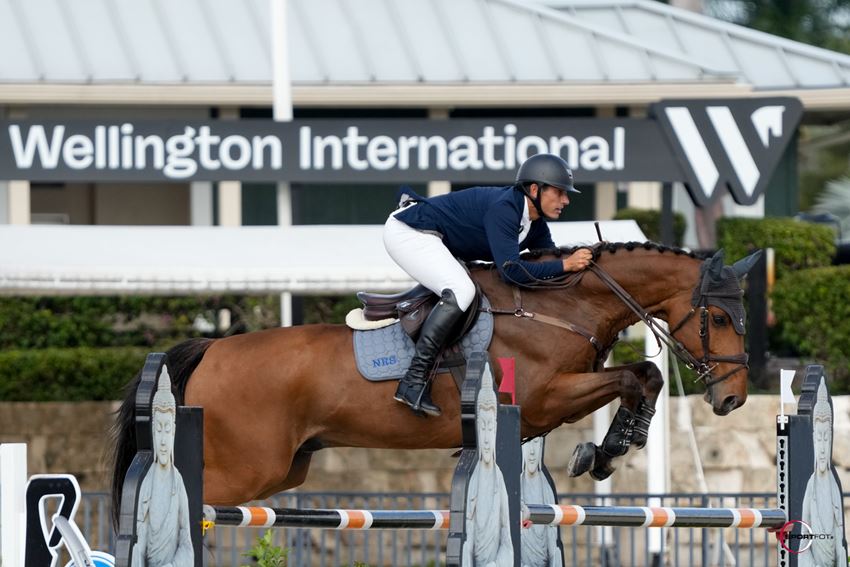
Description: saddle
355,284,482,342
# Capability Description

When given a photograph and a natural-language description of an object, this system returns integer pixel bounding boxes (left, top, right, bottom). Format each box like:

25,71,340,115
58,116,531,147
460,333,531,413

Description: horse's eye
712,314,727,326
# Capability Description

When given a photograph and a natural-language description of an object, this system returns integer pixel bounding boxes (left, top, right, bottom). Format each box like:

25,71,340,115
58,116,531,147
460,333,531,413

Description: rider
384,153,593,417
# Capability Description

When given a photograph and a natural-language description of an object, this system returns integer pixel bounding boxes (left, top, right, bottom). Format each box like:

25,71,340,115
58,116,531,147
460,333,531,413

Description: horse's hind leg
256,449,315,499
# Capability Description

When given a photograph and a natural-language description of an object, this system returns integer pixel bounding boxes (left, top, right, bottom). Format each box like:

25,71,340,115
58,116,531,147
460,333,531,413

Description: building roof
0,221,645,295
0,0,731,85
0,0,848,109
554,0,850,90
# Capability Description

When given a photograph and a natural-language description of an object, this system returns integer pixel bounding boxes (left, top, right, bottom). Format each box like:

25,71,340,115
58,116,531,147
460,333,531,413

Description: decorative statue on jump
111,154,762,513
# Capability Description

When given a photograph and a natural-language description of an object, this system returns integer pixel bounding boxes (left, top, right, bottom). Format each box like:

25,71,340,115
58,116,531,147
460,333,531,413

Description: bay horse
111,242,761,514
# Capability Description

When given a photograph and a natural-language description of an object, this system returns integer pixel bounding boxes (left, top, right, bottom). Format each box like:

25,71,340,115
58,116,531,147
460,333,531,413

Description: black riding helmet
515,153,579,218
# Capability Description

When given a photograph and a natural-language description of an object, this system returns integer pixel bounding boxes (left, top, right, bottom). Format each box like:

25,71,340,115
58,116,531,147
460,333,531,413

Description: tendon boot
631,400,656,449
599,406,636,458
394,289,466,417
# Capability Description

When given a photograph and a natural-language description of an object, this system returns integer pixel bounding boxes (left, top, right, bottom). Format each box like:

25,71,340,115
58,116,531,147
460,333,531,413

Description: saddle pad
353,297,494,381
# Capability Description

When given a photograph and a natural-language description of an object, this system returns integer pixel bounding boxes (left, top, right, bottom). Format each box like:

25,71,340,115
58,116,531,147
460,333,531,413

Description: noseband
589,264,749,389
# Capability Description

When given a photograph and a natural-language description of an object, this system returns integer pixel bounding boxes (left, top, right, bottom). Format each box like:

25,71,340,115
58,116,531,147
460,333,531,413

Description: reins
588,263,748,387
483,251,749,389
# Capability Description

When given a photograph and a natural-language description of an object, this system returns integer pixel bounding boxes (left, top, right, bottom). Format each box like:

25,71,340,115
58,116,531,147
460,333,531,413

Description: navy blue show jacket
393,186,564,284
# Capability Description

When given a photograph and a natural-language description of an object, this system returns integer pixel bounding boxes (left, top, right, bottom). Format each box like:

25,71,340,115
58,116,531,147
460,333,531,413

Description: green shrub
772,265,850,390
612,208,687,246
0,347,148,401
716,217,835,279
0,295,280,349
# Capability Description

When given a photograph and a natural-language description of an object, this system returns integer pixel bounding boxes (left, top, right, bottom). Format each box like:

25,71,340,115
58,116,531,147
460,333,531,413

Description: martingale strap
482,287,603,351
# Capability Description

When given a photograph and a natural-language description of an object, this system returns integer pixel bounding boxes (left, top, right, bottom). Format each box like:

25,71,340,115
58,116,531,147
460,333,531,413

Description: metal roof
0,0,733,85
550,0,850,90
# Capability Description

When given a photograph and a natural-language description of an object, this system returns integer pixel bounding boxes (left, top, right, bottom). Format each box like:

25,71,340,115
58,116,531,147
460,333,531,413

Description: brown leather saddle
356,284,482,343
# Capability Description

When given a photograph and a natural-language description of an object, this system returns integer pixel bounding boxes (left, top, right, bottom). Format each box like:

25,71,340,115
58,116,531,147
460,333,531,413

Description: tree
705,1,850,54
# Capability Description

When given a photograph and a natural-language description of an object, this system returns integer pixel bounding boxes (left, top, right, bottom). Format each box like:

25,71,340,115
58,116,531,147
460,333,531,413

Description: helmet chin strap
520,183,546,219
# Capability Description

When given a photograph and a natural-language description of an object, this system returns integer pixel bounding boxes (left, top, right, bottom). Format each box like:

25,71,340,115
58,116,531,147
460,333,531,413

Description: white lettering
313,135,343,170
220,135,252,170
299,126,311,169
120,123,133,169
195,126,221,170
252,135,282,169
95,125,107,168
448,136,483,170
163,127,197,179
418,136,448,170
62,134,93,169
135,135,165,170
516,135,547,161
367,135,397,170
108,126,120,169
397,136,419,169
343,127,368,170
549,136,579,169
503,124,517,169
614,127,625,169
8,125,64,168
479,126,504,170
579,135,614,170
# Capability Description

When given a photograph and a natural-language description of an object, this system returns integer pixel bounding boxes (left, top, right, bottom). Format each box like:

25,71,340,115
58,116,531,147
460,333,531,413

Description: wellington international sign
0,98,801,207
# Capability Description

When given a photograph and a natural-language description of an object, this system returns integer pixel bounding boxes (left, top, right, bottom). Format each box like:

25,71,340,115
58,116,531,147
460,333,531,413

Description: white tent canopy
0,221,646,295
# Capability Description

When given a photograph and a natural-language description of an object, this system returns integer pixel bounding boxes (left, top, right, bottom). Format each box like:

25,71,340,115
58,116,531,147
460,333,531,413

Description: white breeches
384,213,476,311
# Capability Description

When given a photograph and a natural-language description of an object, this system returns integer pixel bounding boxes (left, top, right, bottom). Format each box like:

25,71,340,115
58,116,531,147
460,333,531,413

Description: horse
111,241,761,514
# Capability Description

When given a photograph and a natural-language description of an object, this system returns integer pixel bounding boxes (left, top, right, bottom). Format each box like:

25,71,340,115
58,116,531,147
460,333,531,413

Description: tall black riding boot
394,289,466,417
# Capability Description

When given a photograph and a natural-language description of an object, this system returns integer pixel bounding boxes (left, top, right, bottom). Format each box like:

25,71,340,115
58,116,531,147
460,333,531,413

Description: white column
217,181,242,227
0,182,8,224
646,320,670,557
594,356,615,552
1,444,27,567
428,108,451,197
8,180,30,224
271,0,294,326
217,108,242,227
594,107,617,220
190,182,214,226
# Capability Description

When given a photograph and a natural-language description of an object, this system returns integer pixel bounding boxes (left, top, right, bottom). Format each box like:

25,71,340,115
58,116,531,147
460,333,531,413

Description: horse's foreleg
623,361,664,449
552,368,643,480
583,362,664,480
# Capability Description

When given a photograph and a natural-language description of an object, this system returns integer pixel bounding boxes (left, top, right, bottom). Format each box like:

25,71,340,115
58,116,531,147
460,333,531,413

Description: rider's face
530,184,569,220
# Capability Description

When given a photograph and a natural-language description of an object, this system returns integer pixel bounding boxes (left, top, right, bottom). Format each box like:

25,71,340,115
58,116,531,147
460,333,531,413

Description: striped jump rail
524,505,787,529
203,505,450,530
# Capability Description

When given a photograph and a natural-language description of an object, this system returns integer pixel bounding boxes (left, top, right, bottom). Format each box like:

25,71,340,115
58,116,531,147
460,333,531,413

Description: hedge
0,295,280,350
716,217,835,279
613,208,687,246
0,347,149,401
771,265,850,390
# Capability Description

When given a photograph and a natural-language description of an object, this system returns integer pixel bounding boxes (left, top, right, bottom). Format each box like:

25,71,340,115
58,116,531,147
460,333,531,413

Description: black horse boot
394,289,466,417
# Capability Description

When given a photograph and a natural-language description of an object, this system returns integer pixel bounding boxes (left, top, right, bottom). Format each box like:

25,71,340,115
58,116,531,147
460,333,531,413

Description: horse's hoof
567,442,596,477
590,459,616,481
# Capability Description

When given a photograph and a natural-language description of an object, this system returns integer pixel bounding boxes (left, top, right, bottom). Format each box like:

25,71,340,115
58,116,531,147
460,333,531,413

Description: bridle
589,263,749,388
492,250,750,389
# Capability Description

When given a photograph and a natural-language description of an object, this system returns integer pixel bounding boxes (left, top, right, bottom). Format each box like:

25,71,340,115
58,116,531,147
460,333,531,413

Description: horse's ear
707,249,725,279
731,249,763,280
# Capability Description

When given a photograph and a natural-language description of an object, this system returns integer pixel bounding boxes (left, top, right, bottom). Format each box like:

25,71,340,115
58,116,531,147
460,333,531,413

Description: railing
81,491,849,567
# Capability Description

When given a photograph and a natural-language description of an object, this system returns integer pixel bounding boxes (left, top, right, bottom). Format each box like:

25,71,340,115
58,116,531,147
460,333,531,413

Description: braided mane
521,241,704,262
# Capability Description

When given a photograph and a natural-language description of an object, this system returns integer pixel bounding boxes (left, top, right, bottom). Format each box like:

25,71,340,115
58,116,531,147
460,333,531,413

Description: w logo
652,98,803,206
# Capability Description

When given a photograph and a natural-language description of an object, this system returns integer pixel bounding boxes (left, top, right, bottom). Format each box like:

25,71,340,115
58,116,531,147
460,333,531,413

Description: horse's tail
109,337,214,528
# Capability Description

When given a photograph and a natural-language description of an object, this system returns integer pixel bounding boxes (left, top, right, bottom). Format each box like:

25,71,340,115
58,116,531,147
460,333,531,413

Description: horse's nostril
720,395,741,414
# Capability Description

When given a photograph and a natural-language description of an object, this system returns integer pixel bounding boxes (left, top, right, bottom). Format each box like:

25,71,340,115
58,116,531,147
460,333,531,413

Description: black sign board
0,97,801,207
